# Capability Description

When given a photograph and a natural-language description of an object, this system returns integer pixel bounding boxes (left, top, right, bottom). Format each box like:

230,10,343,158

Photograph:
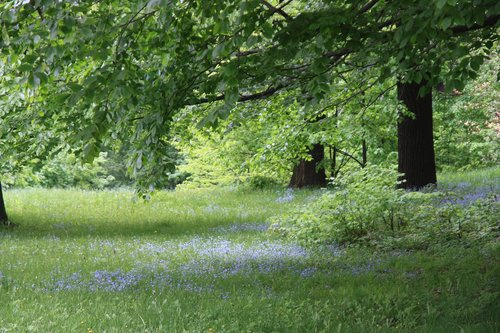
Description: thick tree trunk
0,182,8,224
397,81,437,189
289,143,327,188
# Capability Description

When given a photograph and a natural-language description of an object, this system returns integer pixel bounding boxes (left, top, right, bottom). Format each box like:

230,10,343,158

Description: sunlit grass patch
438,166,500,189
3,187,313,238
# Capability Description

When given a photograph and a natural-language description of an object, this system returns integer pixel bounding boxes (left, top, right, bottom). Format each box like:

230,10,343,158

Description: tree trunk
361,139,367,167
397,81,437,189
0,182,8,224
289,143,327,188
330,145,339,178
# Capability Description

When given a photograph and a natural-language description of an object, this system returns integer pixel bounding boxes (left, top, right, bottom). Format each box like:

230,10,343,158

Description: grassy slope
0,175,498,332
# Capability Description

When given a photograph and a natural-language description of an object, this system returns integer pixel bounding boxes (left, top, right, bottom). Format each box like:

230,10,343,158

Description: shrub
245,175,282,189
269,165,499,248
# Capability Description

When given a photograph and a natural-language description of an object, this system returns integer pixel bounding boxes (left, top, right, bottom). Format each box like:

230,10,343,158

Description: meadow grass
0,178,499,332
438,166,500,189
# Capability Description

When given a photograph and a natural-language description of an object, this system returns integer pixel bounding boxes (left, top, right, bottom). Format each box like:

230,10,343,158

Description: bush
269,165,499,248
4,152,115,189
246,175,282,189
4,150,190,190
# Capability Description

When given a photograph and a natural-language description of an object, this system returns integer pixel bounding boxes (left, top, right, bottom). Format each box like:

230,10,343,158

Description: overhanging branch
189,83,289,106
359,0,379,14
260,0,292,20
451,13,500,34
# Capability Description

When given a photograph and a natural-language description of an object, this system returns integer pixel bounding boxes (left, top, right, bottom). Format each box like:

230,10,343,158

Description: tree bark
397,81,437,189
0,182,8,224
361,139,367,168
289,143,327,188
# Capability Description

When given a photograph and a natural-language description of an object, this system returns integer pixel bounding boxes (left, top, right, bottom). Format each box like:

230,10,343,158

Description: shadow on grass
0,213,253,239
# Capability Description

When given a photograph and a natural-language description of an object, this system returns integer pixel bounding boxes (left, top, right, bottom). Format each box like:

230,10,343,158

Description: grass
438,167,500,189
0,177,499,332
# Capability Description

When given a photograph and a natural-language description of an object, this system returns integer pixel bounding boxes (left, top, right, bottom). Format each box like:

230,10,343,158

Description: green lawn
0,183,498,332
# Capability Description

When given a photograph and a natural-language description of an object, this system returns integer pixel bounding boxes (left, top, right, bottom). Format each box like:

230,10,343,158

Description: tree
397,81,436,188
289,143,327,188
0,182,8,224
0,0,498,193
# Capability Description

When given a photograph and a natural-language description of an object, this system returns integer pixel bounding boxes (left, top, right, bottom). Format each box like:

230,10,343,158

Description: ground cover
0,175,498,332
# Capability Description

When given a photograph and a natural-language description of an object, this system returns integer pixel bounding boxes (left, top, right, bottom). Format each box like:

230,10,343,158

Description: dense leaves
0,0,498,190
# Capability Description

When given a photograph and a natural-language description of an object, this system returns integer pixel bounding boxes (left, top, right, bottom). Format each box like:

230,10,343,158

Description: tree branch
235,49,261,57
118,10,158,28
260,0,292,20
335,148,365,168
325,48,352,60
278,0,294,10
451,13,500,34
116,3,149,53
359,0,379,14
190,83,288,106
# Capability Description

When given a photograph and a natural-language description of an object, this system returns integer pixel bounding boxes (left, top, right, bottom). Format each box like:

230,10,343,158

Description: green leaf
82,142,99,163
68,83,84,92
414,72,422,84
18,64,33,72
440,17,452,30
136,154,143,170
2,9,17,23
212,43,225,59
2,25,10,46
28,73,41,88
470,56,483,72
23,54,39,64
379,67,391,82
394,28,403,43
436,0,447,9
35,72,48,85
452,46,468,58
261,21,274,39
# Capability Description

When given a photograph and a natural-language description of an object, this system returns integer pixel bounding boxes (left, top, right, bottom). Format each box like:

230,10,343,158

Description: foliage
270,165,499,247
4,152,115,189
269,165,421,244
173,75,399,188
174,108,290,188
172,55,497,189
434,55,499,171
0,0,497,189
388,193,499,250
2,151,189,190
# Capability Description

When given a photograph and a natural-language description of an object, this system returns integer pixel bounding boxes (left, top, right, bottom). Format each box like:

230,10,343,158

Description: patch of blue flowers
45,268,213,293
441,186,498,206
275,189,295,203
40,236,415,294
42,237,335,293
208,222,269,233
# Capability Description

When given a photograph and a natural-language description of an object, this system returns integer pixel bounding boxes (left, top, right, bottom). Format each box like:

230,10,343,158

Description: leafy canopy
1,0,498,189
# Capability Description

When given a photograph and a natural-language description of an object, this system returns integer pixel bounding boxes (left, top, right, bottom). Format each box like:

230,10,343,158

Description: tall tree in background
289,143,327,188
397,81,437,188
